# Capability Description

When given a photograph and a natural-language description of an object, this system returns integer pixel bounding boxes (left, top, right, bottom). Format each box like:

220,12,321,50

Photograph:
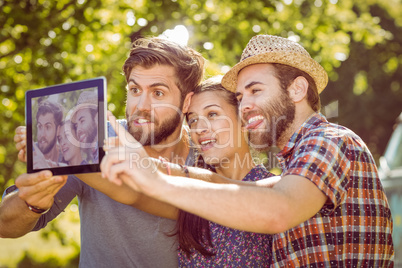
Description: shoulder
298,120,367,154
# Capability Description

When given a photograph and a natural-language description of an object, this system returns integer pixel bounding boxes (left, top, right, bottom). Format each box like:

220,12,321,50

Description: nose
37,128,44,139
239,96,254,115
136,93,151,112
194,117,210,135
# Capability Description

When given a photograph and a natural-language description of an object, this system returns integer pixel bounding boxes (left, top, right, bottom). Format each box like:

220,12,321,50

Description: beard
246,90,295,151
38,135,57,154
85,120,98,144
126,109,182,146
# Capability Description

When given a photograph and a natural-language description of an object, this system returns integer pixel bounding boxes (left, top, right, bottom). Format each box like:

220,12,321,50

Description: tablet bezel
26,77,106,175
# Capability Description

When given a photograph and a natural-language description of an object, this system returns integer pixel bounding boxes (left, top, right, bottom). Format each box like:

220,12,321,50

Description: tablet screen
26,77,106,175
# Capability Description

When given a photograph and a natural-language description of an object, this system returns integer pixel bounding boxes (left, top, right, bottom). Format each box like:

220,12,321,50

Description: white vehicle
379,112,402,265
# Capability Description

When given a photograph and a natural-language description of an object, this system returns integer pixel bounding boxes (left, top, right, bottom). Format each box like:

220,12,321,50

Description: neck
144,126,189,165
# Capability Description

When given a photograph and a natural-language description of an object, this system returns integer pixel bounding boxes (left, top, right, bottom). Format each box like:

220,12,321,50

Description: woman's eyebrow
203,104,220,110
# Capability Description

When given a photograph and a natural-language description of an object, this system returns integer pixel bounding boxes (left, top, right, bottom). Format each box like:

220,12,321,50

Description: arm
103,151,326,234
0,171,67,238
150,173,327,234
0,190,41,238
77,114,280,220
76,158,280,221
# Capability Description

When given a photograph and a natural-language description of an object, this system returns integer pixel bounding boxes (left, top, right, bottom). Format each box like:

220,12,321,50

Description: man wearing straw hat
70,90,99,164
220,35,394,266
98,35,394,267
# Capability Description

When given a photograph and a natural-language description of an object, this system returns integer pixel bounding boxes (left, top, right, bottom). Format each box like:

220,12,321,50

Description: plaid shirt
272,113,394,267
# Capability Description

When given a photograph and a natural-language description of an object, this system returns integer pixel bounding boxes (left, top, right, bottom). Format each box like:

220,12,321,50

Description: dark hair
272,63,321,112
192,76,238,109
176,77,238,258
123,37,205,101
36,100,63,128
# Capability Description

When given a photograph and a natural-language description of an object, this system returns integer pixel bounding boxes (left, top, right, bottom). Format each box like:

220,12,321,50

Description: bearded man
71,90,99,164
33,100,63,169
2,37,205,267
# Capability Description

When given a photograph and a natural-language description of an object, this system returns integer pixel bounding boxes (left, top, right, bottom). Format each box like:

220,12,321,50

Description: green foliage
16,252,79,268
1,0,402,263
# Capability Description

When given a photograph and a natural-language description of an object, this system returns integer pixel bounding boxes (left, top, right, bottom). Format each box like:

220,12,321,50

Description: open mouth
134,118,152,126
79,133,86,143
199,138,217,151
245,115,264,130
39,140,47,145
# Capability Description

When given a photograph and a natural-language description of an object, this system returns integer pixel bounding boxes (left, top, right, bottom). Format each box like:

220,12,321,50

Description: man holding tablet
0,37,205,267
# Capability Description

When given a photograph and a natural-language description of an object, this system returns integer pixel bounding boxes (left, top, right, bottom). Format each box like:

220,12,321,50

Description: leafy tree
2,0,402,190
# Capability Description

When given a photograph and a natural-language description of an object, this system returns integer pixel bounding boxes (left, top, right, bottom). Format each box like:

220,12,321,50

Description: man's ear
182,92,194,114
288,76,308,103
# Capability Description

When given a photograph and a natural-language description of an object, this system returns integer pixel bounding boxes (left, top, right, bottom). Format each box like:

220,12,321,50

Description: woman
103,77,274,266
57,120,84,166
177,77,273,266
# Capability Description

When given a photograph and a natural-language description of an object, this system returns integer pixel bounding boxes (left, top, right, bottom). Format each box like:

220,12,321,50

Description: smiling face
75,108,98,145
125,64,185,146
37,113,58,154
236,63,295,151
57,121,82,165
187,91,242,165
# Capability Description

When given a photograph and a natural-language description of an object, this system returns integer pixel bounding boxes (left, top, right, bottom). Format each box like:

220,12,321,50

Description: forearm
0,191,41,238
146,174,325,234
119,160,281,221
147,175,286,234
157,159,281,187
75,172,142,205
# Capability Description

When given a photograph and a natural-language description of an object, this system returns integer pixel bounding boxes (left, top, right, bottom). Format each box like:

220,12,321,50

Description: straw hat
68,90,98,123
221,35,328,93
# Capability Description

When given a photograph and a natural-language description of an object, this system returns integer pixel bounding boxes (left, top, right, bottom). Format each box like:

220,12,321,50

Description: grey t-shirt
4,119,197,267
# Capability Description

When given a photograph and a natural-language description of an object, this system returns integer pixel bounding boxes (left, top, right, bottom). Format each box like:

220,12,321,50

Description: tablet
26,77,107,175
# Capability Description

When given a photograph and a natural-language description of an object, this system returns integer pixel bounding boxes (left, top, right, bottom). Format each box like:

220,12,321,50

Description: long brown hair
171,77,238,258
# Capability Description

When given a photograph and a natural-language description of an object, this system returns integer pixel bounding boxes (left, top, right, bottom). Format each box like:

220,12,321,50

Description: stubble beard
126,109,182,147
247,91,295,152
39,135,57,155
85,120,98,144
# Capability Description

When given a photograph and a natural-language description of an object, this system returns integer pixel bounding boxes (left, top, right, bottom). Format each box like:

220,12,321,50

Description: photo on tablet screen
26,77,106,175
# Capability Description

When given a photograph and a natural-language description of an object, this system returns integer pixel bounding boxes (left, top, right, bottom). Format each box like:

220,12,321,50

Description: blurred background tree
1,0,401,266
